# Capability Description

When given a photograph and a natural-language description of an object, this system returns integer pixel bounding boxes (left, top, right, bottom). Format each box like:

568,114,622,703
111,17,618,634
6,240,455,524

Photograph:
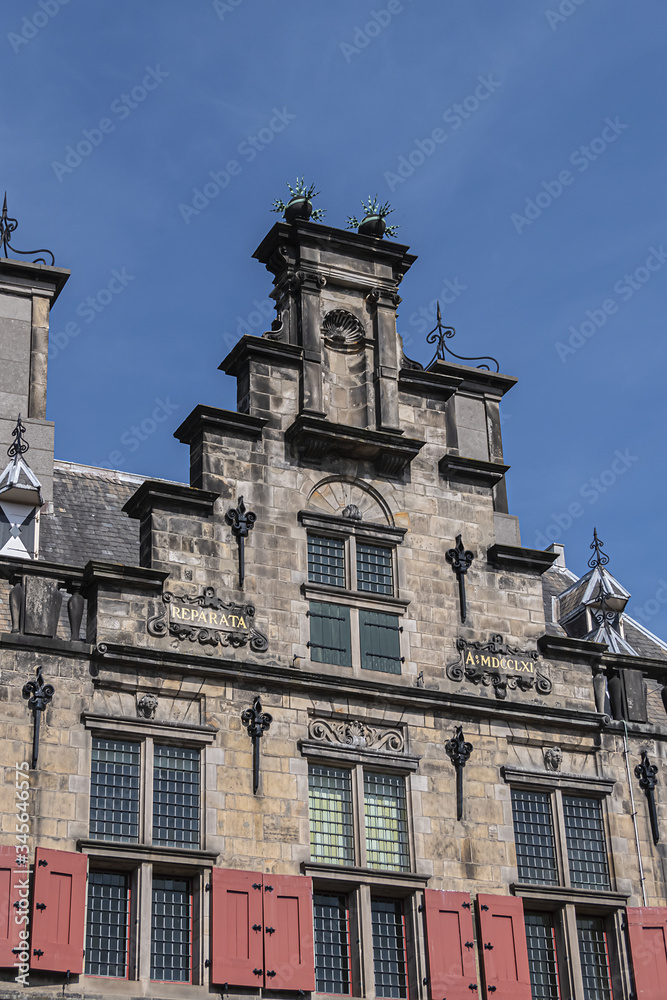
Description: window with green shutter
360,610,402,674
308,602,352,666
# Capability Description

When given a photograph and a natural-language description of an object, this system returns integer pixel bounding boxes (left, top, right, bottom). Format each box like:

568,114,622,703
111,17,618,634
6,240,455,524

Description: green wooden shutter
308,602,352,667
359,610,402,674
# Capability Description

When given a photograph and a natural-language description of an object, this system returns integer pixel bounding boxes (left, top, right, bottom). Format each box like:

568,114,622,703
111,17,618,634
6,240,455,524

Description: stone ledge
299,739,420,771
82,712,218,745
502,765,616,795
174,403,268,445
487,543,559,575
302,861,430,889
512,883,629,907
123,479,219,519
286,415,424,476
78,839,219,867
439,454,510,488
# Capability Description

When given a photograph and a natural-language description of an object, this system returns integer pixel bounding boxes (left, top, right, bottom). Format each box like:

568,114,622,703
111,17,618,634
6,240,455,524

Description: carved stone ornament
147,586,268,653
308,717,404,752
544,746,563,771
446,634,552,700
322,309,365,349
137,693,158,720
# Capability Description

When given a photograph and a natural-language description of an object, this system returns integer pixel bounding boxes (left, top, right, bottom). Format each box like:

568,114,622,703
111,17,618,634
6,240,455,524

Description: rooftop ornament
0,194,55,266
588,527,610,569
8,413,29,459
347,196,399,238
272,177,326,223
425,302,499,372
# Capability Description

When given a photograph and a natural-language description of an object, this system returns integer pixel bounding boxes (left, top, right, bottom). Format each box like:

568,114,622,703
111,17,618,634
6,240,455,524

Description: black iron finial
225,497,257,588
446,535,475,623
445,726,474,821
425,301,499,372
635,750,660,845
0,194,55,266
7,413,29,458
241,696,273,795
22,666,55,769
588,527,610,569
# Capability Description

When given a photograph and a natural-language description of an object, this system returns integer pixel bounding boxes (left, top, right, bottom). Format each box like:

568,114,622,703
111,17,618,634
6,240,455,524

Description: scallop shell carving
322,309,364,348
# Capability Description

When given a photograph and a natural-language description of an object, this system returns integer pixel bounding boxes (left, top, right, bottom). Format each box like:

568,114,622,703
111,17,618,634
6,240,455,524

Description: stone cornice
219,335,303,377
174,404,268,445
487,543,559,575
286,414,424,476
82,561,168,590
429,359,517,398
82,712,218,745
123,479,219,519
0,258,70,303
538,633,606,664
502,765,616,795
78,839,219,867
439,454,510,488
398,366,462,400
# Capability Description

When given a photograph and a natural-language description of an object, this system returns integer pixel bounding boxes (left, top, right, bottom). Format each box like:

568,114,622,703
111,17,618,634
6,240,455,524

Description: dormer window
0,415,42,560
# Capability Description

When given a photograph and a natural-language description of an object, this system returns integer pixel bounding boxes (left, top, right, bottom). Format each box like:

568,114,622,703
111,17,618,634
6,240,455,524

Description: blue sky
2,0,667,637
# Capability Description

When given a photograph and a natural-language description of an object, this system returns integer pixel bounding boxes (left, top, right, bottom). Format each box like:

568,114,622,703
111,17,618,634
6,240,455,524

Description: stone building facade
0,215,666,1000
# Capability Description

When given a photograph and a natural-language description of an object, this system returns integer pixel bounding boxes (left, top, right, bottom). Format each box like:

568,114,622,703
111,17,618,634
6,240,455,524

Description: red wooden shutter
210,868,265,987
476,894,532,1000
30,848,87,974
626,907,667,1000
263,873,316,991
424,889,477,1000
0,845,24,968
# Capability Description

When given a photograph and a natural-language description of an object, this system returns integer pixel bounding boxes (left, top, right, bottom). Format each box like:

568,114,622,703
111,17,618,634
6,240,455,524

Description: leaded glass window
308,765,354,863
153,745,200,848
308,535,346,587
371,898,408,999
364,772,409,871
563,796,610,890
360,610,402,674
85,872,129,978
90,739,140,842
151,878,191,982
525,912,561,1000
511,789,558,885
357,543,393,595
313,893,352,994
576,917,612,1000
308,602,352,666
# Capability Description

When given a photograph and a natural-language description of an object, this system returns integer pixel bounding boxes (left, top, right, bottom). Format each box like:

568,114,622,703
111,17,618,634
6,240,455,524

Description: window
372,898,408,999
82,717,215,986
308,764,410,872
301,513,409,678
506,769,620,1000
313,892,352,995
90,737,201,849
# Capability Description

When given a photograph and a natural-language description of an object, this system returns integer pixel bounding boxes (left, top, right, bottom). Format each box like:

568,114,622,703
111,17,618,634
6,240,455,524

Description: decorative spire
0,194,55,266
425,302,499,372
588,527,610,569
7,413,29,458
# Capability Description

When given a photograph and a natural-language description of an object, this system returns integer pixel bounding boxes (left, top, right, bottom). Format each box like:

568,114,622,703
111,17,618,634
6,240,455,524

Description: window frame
80,714,217,985
505,767,630,1000
300,511,409,676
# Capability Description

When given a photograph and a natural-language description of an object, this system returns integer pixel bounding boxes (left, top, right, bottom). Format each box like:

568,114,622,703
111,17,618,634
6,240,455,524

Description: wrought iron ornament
225,497,257,588
447,634,552,700
0,194,55,266
22,666,55,769
445,726,474,821
588,527,610,569
7,414,29,458
242,696,273,794
635,750,660,845
425,302,499,372
446,535,475,623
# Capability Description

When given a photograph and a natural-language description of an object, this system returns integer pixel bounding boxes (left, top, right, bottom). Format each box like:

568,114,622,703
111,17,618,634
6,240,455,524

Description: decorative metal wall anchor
242,696,273,794
147,586,268,652
0,194,55,266
425,302,500,372
635,750,660,845
22,667,55,769
447,635,552,700
446,535,475,623
225,497,257,588
445,726,474,821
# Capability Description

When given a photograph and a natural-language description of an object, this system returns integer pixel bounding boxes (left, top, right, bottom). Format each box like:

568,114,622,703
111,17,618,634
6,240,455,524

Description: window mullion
137,861,153,982
144,737,154,846
354,765,367,868
357,883,376,1000
348,535,357,590
563,904,584,1000
553,789,570,888
350,608,361,672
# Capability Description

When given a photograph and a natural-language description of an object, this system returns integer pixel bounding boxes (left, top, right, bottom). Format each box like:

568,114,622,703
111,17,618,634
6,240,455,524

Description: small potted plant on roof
347,196,399,238
272,177,326,223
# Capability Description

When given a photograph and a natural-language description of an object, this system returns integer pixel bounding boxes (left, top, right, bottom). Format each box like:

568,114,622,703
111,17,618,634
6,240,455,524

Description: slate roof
38,461,149,567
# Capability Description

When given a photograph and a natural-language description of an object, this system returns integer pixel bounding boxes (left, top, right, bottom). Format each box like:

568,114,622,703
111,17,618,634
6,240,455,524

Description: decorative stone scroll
147,586,268,652
447,634,552,700
308,717,404,752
